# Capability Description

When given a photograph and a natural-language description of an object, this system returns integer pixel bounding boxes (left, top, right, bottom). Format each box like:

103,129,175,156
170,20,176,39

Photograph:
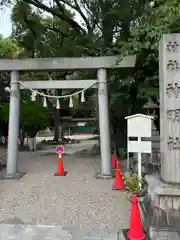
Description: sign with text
125,114,153,188
159,34,180,183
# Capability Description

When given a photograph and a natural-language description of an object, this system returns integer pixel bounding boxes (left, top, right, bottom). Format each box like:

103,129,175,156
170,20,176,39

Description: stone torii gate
0,56,136,179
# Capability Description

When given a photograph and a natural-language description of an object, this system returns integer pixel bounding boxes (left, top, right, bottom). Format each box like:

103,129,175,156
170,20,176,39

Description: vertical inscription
166,41,179,52
166,60,179,71
166,41,179,53
160,34,180,183
166,82,180,98
165,40,180,151
167,137,180,150
167,109,180,122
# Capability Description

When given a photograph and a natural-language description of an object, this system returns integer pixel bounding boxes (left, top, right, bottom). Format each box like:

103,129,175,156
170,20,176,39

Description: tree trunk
19,128,25,147
53,109,60,142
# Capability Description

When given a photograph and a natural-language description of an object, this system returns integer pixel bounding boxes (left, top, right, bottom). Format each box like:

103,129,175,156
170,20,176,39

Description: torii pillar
4,71,25,179
96,68,112,178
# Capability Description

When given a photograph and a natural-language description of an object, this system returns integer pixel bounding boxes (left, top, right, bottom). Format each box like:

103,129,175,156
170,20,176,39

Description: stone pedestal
149,228,180,240
146,174,180,211
142,32,180,240
145,174,180,239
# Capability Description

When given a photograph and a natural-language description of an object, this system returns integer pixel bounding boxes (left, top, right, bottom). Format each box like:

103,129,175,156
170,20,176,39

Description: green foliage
10,0,149,56
0,101,50,137
11,1,83,58
109,0,180,152
0,37,19,113
0,36,19,58
20,101,50,137
118,0,180,97
124,173,142,193
2,0,179,151
0,103,8,123
0,36,18,59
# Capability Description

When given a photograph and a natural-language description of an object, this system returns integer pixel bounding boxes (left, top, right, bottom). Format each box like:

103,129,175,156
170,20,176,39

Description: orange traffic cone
54,154,67,176
112,161,124,190
112,152,118,169
127,195,146,240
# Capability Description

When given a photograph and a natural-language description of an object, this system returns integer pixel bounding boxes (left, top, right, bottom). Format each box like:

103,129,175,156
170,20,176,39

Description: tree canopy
0,0,180,151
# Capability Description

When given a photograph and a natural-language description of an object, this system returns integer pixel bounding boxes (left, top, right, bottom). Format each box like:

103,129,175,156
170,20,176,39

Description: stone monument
145,34,180,239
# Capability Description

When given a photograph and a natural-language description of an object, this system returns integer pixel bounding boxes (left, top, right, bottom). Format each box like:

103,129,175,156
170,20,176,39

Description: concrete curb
39,145,95,157
117,230,126,240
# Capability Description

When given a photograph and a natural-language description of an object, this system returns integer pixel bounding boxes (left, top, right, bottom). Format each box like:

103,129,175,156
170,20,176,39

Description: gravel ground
0,151,130,239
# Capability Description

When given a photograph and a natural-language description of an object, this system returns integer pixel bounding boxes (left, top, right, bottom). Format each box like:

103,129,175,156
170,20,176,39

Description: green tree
0,36,19,101
0,36,19,58
4,0,177,154
9,0,150,149
11,2,92,141
0,36,20,142
110,0,180,153
20,101,50,137
0,101,50,138
0,36,50,144
11,1,82,58
14,0,149,55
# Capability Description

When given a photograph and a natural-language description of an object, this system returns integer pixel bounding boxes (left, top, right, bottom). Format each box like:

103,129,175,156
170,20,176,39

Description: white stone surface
0,223,126,240
0,55,136,71
20,80,98,89
149,227,180,240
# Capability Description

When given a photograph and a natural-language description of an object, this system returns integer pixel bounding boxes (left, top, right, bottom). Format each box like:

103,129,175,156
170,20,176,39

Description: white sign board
77,122,86,126
128,141,152,154
125,114,153,138
125,114,154,188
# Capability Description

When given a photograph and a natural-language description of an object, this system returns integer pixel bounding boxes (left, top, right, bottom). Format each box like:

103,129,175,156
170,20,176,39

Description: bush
20,101,50,137
124,173,143,194
0,100,50,138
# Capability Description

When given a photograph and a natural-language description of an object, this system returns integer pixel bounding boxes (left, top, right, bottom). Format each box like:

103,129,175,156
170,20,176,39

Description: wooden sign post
125,114,154,188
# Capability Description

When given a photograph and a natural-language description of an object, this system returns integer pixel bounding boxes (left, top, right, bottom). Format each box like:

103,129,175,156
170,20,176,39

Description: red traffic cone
112,161,124,190
54,154,67,176
112,152,118,169
127,195,146,240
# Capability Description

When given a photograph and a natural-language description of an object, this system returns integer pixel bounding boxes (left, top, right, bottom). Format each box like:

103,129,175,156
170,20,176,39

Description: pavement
0,149,130,240
37,140,98,155
35,132,97,143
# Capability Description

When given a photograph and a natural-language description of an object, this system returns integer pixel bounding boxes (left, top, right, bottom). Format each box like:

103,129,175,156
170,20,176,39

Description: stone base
145,174,180,210
2,172,26,180
145,174,180,239
95,172,113,179
149,227,180,240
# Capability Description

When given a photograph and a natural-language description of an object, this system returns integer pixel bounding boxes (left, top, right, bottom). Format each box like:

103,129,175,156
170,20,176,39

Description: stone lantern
143,98,159,117
143,99,160,153
143,99,160,173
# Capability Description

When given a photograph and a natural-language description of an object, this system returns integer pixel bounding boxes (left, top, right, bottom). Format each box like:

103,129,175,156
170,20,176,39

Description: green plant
0,101,50,138
124,173,143,193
